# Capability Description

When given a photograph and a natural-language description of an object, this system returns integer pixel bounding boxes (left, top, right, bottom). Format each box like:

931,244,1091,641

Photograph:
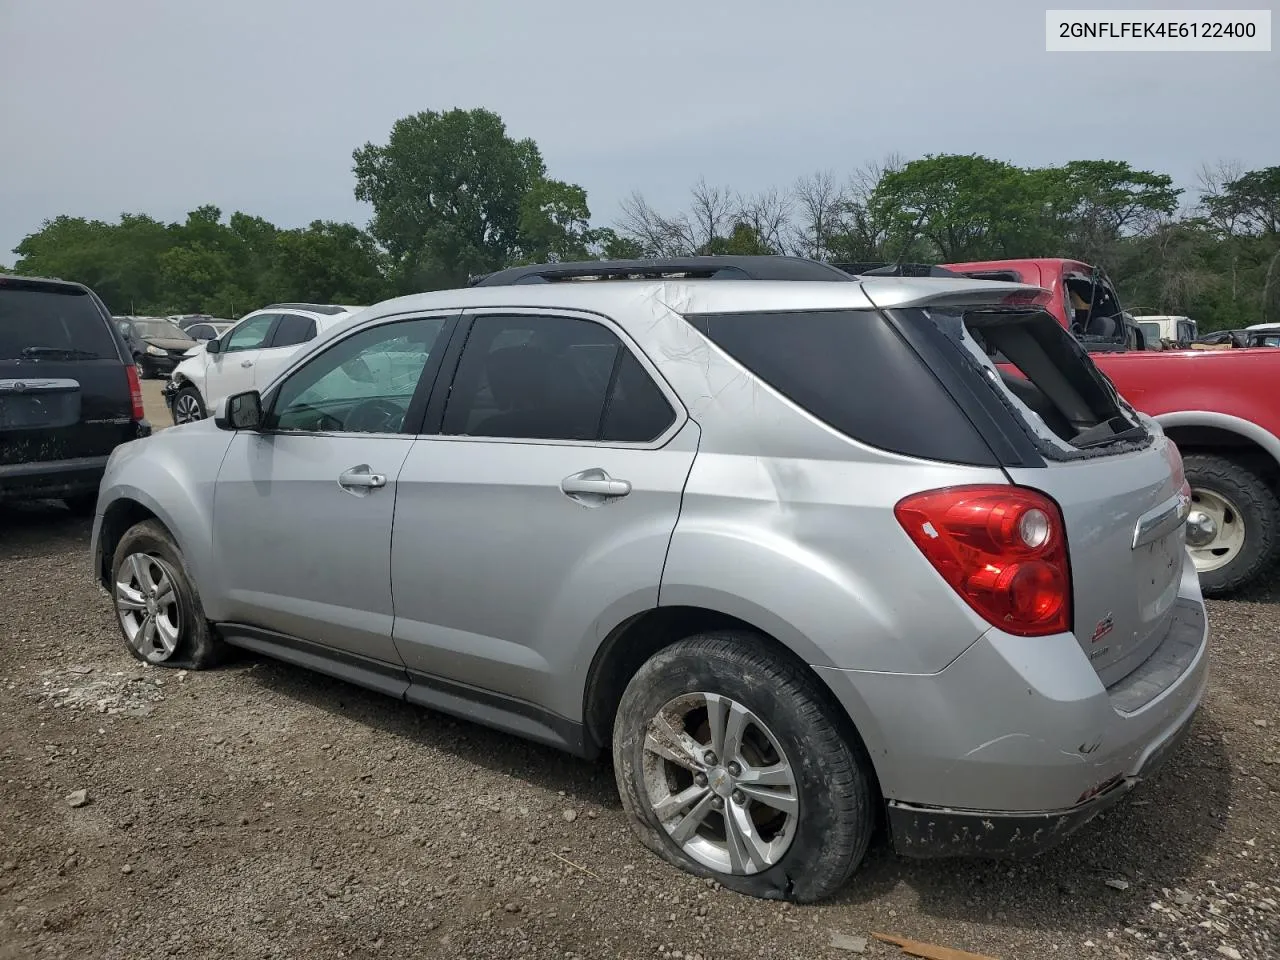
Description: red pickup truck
944,257,1280,595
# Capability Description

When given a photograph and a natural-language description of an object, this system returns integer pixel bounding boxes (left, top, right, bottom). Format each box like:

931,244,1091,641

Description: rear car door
0,278,140,500
205,313,279,405
211,313,453,668
252,312,319,389
390,309,698,724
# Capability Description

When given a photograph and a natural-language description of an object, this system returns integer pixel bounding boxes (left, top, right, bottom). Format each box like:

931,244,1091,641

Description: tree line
8,107,1279,331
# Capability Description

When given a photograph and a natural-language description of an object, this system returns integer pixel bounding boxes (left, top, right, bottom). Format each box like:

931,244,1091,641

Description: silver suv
91,257,1208,902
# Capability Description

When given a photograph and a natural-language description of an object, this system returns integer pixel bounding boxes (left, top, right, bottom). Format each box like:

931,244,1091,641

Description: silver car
91,259,1208,902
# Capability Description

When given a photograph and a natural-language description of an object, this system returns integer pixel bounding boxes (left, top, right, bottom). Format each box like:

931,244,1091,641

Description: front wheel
172,385,205,424
612,632,875,902
1183,453,1280,595
110,519,228,669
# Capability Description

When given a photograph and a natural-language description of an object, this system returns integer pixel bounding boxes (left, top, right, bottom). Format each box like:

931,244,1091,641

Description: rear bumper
0,455,111,501
816,551,1209,858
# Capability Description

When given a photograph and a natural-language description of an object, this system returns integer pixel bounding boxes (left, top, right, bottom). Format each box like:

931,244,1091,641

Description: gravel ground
1,392,1277,959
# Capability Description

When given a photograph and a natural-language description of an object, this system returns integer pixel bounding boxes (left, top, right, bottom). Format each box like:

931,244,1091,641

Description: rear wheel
1183,453,1280,595
110,520,227,669
612,632,874,902
172,385,205,424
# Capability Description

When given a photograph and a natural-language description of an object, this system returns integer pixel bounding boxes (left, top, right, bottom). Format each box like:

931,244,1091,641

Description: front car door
211,312,455,674
390,309,698,737
206,312,280,406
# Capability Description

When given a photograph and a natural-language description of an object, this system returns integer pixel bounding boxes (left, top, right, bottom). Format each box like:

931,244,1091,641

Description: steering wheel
343,398,407,433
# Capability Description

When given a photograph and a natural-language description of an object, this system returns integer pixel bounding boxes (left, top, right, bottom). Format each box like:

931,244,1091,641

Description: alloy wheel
641,691,799,876
173,392,203,424
114,553,183,663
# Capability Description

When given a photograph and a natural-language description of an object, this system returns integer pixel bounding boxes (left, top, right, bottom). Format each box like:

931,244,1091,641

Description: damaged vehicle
91,257,1207,901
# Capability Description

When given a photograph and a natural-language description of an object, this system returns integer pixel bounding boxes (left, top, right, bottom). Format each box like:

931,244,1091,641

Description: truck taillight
1001,289,1054,309
125,364,145,421
894,485,1072,637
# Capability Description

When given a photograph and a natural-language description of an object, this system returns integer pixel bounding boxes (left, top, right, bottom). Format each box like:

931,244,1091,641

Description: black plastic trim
471,256,855,286
215,623,591,757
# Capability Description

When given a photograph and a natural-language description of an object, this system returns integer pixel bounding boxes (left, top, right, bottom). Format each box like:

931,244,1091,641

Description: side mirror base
205,338,221,355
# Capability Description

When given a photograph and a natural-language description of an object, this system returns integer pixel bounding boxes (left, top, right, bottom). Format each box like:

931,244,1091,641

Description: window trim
256,310,462,439
427,307,686,450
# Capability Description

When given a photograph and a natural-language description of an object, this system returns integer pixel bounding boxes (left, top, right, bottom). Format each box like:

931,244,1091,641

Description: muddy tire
1183,453,1280,595
612,631,875,903
109,519,228,669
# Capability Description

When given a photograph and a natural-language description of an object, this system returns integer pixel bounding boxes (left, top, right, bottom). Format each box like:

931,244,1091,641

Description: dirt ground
1,390,1277,960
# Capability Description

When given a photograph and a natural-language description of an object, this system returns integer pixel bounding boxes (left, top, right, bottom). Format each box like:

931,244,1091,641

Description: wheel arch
581,604,885,799
1158,411,1280,482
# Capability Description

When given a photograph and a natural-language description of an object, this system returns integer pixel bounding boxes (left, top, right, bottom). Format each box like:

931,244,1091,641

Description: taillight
894,485,1072,637
1001,289,1054,309
125,364,145,421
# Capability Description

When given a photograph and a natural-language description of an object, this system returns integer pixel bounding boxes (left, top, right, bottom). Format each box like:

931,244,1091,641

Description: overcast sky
1,0,1276,261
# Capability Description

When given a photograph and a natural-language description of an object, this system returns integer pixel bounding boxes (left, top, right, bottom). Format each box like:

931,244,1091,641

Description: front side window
267,317,444,434
441,314,674,443
223,314,278,353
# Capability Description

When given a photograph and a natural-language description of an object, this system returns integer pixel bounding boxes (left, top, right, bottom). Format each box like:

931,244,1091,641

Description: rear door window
0,284,117,361
442,314,675,443
269,314,317,348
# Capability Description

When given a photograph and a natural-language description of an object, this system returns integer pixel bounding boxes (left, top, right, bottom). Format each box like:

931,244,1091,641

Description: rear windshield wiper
17,346,102,360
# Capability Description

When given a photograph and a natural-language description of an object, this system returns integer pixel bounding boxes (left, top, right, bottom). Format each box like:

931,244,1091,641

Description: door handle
240,359,253,368
561,469,631,499
338,465,387,491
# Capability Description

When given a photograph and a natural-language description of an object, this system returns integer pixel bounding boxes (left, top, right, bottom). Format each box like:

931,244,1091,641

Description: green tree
354,107,578,289
869,154,1050,262
270,221,390,304
517,178,594,262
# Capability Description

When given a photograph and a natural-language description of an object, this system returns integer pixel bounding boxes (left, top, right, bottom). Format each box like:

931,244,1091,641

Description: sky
1,0,1276,262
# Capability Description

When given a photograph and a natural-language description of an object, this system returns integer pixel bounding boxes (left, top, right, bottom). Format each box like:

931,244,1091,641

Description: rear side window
685,310,998,466
0,284,117,361
442,314,675,443
270,314,317,348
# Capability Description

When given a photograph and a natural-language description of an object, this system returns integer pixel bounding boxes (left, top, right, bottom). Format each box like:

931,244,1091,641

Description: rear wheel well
1163,425,1280,485
582,606,881,792
96,499,160,587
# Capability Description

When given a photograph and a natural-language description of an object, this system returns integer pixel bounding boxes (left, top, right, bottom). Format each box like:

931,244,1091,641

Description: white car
163,303,365,424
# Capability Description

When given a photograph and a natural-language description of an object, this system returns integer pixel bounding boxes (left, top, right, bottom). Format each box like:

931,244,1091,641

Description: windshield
1,285,118,361
131,319,193,341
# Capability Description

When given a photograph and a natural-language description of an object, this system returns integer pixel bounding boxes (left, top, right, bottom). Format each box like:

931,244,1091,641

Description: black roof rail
260,302,351,315
830,261,960,278
469,256,857,287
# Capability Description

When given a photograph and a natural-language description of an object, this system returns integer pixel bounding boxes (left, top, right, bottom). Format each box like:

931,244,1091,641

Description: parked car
944,257,1280,595
163,303,364,424
93,259,1206,901
183,320,234,342
113,316,197,379
1,275,149,512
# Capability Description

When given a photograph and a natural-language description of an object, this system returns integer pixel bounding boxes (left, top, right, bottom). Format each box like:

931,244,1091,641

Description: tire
109,519,228,669
63,492,98,516
171,384,205,424
1183,453,1280,595
612,631,874,903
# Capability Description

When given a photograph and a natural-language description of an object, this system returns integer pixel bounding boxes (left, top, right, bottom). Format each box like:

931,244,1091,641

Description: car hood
146,337,198,351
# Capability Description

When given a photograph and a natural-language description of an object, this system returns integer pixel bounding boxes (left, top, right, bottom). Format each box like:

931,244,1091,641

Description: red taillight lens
125,364,145,422
1001,289,1054,309
894,485,1072,637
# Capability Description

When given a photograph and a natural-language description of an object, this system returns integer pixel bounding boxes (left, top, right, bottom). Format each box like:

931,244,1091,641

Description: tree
517,178,594,262
1039,160,1181,263
270,221,389,304
354,107,584,289
869,154,1048,262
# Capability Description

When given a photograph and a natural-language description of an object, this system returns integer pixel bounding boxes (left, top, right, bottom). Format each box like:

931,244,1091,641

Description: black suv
1,275,151,512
